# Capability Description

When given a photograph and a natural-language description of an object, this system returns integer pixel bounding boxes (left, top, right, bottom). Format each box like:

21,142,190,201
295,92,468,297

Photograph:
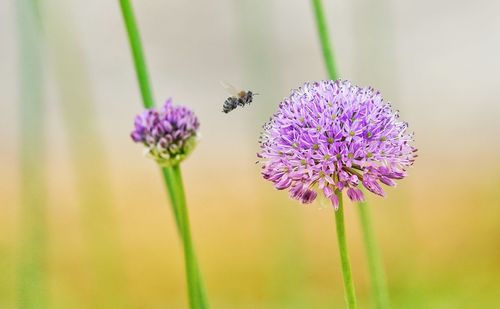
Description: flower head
258,80,416,209
131,98,199,166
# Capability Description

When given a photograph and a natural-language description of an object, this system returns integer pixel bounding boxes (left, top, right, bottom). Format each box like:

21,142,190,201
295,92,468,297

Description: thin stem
358,200,390,309
161,168,182,229
44,2,130,305
334,192,357,309
17,0,47,307
311,1,391,307
162,167,208,304
163,166,208,309
162,167,208,307
161,166,206,303
118,2,208,307
311,0,339,80
118,0,155,109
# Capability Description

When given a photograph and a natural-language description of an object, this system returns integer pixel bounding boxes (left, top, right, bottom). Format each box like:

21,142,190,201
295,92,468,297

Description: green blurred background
1,0,500,308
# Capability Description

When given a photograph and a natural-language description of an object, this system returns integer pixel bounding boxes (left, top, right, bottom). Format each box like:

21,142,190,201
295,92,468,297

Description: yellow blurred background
1,0,500,307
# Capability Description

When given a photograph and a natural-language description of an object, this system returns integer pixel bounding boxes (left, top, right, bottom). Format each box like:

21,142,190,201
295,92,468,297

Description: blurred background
1,0,500,308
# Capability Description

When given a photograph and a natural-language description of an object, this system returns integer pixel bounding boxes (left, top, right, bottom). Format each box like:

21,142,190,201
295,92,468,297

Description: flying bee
220,81,256,113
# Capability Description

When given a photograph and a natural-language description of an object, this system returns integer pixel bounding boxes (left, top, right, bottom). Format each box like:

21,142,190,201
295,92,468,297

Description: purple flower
258,80,417,208
131,98,199,166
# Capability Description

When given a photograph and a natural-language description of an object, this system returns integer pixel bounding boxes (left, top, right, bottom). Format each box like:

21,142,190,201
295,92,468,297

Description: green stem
358,200,390,309
43,3,130,306
311,0,339,80
162,166,208,309
118,1,208,307
17,0,48,307
118,0,155,109
161,168,182,229
334,192,357,309
312,2,357,306
311,0,390,307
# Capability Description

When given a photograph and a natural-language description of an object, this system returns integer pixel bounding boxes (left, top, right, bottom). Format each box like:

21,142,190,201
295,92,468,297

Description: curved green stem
311,0,390,307
118,1,208,307
118,0,155,109
163,166,208,309
334,192,357,309
161,168,182,228
311,0,339,80
312,2,357,306
17,0,48,307
358,200,390,309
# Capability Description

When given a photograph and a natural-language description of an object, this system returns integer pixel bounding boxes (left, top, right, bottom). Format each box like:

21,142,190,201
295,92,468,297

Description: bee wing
220,81,240,97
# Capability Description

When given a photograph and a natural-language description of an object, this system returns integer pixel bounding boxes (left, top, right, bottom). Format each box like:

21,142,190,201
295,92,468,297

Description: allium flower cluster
131,98,199,166
258,80,416,208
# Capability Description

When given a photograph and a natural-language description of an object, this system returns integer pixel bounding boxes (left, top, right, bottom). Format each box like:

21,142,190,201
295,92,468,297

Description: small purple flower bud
362,177,385,197
130,98,199,166
275,175,292,190
301,189,317,204
379,176,396,187
323,185,334,198
330,194,339,210
347,187,364,202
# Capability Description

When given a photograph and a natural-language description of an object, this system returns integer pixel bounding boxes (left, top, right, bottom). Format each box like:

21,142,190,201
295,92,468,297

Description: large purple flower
131,98,199,166
258,80,416,208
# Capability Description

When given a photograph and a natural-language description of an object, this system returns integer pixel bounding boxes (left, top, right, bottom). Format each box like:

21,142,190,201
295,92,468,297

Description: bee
221,81,256,113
